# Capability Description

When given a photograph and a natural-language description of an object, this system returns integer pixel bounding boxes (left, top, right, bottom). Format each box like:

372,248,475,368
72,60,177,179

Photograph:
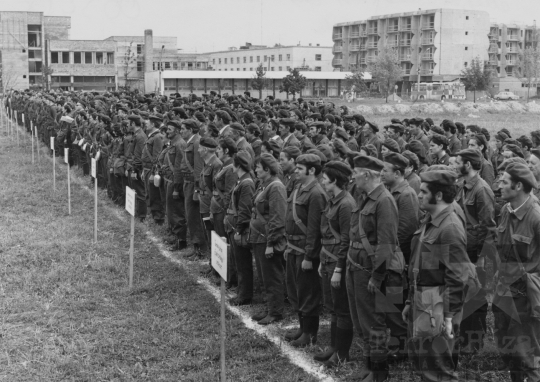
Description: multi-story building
0,11,71,91
206,43,333,72
332,9,490,90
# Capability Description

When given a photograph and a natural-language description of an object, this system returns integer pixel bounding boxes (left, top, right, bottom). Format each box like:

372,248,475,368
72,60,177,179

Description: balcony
421,68,434,74
507,34,519,41
400,40,411,46
333,45,343,52
360,30,367,37
367,42,378,49
387,25,399,33
489,34,499,41
368,28,378,34
387,40,399,47
489,45,499,53
422,54,434,60
350,45,360,51
333,34,343,40
399,55,411,61
400,24,412,31
422,22,435,30
360,44,366,50
506,60,517,65
488,60,498,66
350,31,360,38
403,68,411,74
332,58,343,66
422,38,435,45
366,56,377,63
506,46,519,52
359,58,366,64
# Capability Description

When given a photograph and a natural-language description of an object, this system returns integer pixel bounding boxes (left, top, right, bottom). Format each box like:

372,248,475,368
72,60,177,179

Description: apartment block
206,43,333,73
332,9,490,88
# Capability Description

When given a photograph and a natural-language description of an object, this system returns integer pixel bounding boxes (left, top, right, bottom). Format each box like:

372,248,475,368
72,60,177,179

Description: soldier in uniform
283,154,326,348
492,131,509,176
246,123,262,160
250,153,287,325
493,163,540,382
442,120,461,155
279,146,302,198
142,114,165,225
429,134,450,166
294,122,315,153
230,122,255,161
347,155,404,381
280,118,301,149
314,161,355,367
125,115,148,221
402,150,421,195
530,148,540,200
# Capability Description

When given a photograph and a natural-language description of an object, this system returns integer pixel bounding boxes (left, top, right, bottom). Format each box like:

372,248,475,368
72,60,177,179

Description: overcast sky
1,0,539,52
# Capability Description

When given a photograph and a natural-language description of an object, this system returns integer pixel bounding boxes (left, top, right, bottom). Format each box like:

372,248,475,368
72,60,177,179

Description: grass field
0,114,524,381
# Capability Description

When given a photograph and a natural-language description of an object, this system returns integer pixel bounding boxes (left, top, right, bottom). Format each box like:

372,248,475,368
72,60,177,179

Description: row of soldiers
7,88,540,382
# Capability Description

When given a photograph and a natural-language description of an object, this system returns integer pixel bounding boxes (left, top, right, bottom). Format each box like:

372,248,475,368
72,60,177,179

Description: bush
374,104,395,114
526,102,540,113
394,104,411,114
355,105,374,115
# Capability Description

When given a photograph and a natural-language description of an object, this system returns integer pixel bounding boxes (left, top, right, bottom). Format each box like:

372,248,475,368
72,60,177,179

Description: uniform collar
390,179,409,194
427,204,453,228
508,195,533,220
330,189,347,205
367,183,385,201
463,173,480,190
298,178,318,194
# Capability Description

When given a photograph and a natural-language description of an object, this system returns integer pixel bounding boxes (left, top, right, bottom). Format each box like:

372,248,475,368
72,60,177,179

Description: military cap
138,111,149,119
282,146,302,160
391,118,401,124
420,170,457,186
352,114,366,124
278,109,290,118
259,153,280,174
401,150,420,170
353,155,385,171
295,121,308,133
324,160,352,177
441,119,457,132
167,120,182,129
495,132,509,142
531,148,540,161
268,139,281,154
279,118,296,127
360,144,378,158
333,138,350,156
243,112,254,124
247,123,261,135
409,117,424,126
325,114,336,124
504,138,520,147
384,152,409,170
216,110,232,122
430,126,445,135
149,113,163,122
127,115,141,123
306,149,327,163
497,157,528,172
365,121,379,132
194,111,206,123
230,122,245,132
499,128,512,138
387,124,404,134
504,144,524,158
100,115,111,123
309,113,322,121
334,128,349,141
428,165,453,172
343,122,355,132
221,137,238,154
430,134,448,147
235,150,252,171
182,119,199,130
200,137,218,149
296,153,322,167
382,138,400,153
117,105,128,113
317,144,334,161
208,123,220,137
457,149,483,164
505,162,538,189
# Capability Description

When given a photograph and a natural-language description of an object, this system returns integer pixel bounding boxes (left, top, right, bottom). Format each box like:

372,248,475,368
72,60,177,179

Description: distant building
205,43,333,73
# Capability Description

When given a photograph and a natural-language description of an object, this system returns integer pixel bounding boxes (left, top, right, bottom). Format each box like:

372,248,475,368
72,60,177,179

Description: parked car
494,91,520,100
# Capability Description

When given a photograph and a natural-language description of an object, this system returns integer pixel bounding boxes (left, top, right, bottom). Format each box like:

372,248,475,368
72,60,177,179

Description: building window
465,31,468,35
287,66,291,70
107,52,114,64
278,54,282,61
243,68,246,71
73,52,81,63
465,47,468,50
28,61,42,73
250,56,253,62
271,55,275,61
263,67,267,72
271,67,274,71
279,66,282,71
165,62,171,69
464,62,468,67
287,54,291,60
236,57,239,63
315,66,321,71
137,61,143,72
264,55,268,62
51,52,59,63
85,52,93,64
137,44,142,55
213,58,215,64
225,58,228,64
62,52,70,64
257,56,260,62
28,50,42,59
96,52,103,64
219,58,221,64
466,16,469,20
315,54,322,61
250,68,253,71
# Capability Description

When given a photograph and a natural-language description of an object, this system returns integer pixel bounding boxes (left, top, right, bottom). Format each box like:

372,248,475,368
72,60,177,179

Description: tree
41,65,54,91
279,68,307,100
344,69,368,98
0,61,16,93
368,46,404,103
120,42,139,90
461,57,494,103
250,64,267,99
518,36,540,102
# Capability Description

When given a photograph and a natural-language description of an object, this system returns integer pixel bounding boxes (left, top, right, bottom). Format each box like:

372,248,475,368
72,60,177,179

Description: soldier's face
496,139,503,150
381,163,396,186
295,164,310,181
166,126,175,139
468,140,482,152
309,126,317,137
530,155,540,180
216,145,224,159
499,172,520,201
387,129,397,140
418,183,437,212
429,142,442,155
279,152,294,172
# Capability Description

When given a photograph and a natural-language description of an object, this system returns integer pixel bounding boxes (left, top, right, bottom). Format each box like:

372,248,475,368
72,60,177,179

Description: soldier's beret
100,115,111,123
235,150,252,171
430,134,448,147
441,120,457,131
409,117,424,126
230,122,245,132
138,111,149,118
118,106,128,113
391,118,401,124
167,120,182,129
279,118,296,127
353,155,384,171
325,114,335,124
430,126,445,135
222,137,238,154
182,119,199,130
497,157,528,172
504,144,524,159
297,153,322,167
149,114,163,122
365,121,379,133
382,138,400,153
360,144,378,158
127,115,141,123
420,170,457,186
401,150,419,170
309,113,322,120
295,121,308,133
194,111,206,123
505,162,538,189
259,153,280,174
333,138,350,156
384,152,409,170
531,148,540,161
324,160,352,177
278,109,290,118
334,128,349,141
268,139,281,154
247,123,260,135
243,112,254,124
200,137,218,149
387,124,404,134
317,144,334,161
282,146,302,160
406,140,426,160
457,148,483,164
504,138,520,147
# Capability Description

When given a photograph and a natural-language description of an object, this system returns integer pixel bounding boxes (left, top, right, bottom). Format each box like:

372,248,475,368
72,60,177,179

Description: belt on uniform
321,238,340,245
347,252,371,273
321,247,339,262
350,241,365,250
287,234,306,241
286,242,306,254
213,191,220,196
199,190,209,196
226,208,236,214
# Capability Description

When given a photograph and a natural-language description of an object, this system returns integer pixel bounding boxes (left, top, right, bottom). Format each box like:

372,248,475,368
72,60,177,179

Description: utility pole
158,45,164,95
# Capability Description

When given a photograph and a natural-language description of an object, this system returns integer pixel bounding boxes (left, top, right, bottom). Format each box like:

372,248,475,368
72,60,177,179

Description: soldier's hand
402,305,410,323
442,317,454,339
131,171,137,179
172,191,179,200
367,277,382,294
125,170,129,177
318,263,323,278
265,246,274,259
331,270,341,289
301,260,313,271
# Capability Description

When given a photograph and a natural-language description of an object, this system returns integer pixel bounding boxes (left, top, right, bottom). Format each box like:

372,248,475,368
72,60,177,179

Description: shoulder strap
357,212,375,256
508,220,526,273
230,177,254,215
292,187,308,234
254,180,282,223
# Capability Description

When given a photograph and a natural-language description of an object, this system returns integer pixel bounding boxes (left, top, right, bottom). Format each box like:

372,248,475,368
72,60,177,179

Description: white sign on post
50,137,55,150
64,148,69,164
211,231,228,281
91,158,97,178
125,186,136,217
22,113,25,123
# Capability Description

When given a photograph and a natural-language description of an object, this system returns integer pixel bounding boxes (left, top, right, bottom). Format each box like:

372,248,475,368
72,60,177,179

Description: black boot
291,315,318,348
323,327,353,368
284,313,303,342
361,359,388,382
314,321,336,362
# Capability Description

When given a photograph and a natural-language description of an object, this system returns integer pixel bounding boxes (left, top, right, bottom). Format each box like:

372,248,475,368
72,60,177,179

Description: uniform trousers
212,210,237,285
165,179,186,241
321,261,352,329
183,180,206,249
228,234,253,301
144,169,165,223
128,171,147,219
253,243,284,317
286,254,321,317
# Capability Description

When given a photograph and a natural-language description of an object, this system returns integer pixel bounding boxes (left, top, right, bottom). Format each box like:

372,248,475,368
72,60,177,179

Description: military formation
6,88,540,382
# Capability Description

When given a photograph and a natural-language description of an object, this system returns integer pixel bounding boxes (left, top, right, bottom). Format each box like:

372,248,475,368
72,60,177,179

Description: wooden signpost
211,231,229,382
65,148,71,215
31,121,35,164
91,157,97,243
125,186,136,288
50,137,55,191
15,110,19,146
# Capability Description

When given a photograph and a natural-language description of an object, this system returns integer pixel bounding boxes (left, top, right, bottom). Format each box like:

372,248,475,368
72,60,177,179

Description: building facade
206,44,333,72
332,9,490,86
